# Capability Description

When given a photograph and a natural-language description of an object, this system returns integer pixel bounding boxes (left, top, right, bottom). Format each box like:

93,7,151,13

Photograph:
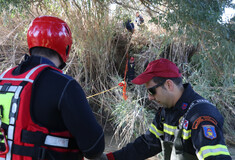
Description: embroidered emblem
202,125,217,140
192,116,217,129
183,120,189,129
182,103,188,110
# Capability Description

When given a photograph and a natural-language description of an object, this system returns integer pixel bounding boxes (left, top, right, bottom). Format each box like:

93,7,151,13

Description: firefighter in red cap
0,16,104,160
96,58,231,160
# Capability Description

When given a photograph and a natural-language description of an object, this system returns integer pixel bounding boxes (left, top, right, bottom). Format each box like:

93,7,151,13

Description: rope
122,35,133,100
122,53,128,100
86,82,125,99
87,35,133,100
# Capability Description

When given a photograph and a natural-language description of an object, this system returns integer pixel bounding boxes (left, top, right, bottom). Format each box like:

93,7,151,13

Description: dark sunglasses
147,81,165,95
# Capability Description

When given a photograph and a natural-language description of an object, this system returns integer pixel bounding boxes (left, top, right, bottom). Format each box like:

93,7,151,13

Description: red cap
132,58,181,85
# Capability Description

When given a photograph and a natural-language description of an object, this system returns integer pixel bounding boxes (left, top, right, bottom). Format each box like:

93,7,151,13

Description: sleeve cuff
106,152,115,160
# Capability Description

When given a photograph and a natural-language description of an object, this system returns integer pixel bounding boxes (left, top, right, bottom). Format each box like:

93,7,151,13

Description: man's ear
165,79,174,91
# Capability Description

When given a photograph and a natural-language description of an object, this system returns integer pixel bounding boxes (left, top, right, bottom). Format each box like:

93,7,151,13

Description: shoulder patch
202,125,217,140
183,120,189,129
192,116,217,129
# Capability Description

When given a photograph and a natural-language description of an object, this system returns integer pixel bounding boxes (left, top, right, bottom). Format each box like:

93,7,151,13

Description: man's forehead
145,79,155,87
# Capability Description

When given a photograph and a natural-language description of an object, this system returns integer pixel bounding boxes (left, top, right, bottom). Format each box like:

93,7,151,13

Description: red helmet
27,16,72,63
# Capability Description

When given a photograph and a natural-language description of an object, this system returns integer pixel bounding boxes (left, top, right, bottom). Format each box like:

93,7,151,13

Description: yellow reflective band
164,123,177,129
182,129,191,140
162,123,192,139
197,144,230,160
0,93,14,124
149,123,163,139
163,123,177,135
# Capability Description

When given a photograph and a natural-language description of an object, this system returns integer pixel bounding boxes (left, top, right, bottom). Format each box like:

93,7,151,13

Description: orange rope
87,36,132,101
122,35,133,100
122,51,128,100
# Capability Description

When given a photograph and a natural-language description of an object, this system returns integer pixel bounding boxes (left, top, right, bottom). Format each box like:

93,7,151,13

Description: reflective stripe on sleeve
149,123,163,139
197,144,230,160
163,123,191,140
182,129,191,140
163,123,177,135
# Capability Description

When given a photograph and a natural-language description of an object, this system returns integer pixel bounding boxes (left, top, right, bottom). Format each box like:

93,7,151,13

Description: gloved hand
91,153,108,160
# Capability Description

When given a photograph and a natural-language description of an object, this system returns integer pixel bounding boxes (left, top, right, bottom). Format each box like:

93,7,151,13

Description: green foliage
226,16,235,40
0,0,32,14
187,33,235,137
141,0,234,42
111,92,155,147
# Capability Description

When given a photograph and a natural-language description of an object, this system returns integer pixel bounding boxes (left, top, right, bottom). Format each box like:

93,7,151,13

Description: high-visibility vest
0,64,82,160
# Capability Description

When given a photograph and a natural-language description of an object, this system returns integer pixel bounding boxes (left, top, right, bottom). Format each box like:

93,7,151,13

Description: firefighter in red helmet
0,16,104,160
27,16,72,69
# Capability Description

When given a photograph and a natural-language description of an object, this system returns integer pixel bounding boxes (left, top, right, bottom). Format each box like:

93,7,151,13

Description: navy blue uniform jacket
112,84,231,160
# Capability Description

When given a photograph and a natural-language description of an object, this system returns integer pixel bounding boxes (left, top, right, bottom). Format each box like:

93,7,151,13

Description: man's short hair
30,47,65,68
152,77,183,87
30,47,58,57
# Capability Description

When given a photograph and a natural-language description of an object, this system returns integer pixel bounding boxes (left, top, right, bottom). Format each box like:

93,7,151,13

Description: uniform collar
172,83,195,113
28,54,57,67
13,54,57,75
